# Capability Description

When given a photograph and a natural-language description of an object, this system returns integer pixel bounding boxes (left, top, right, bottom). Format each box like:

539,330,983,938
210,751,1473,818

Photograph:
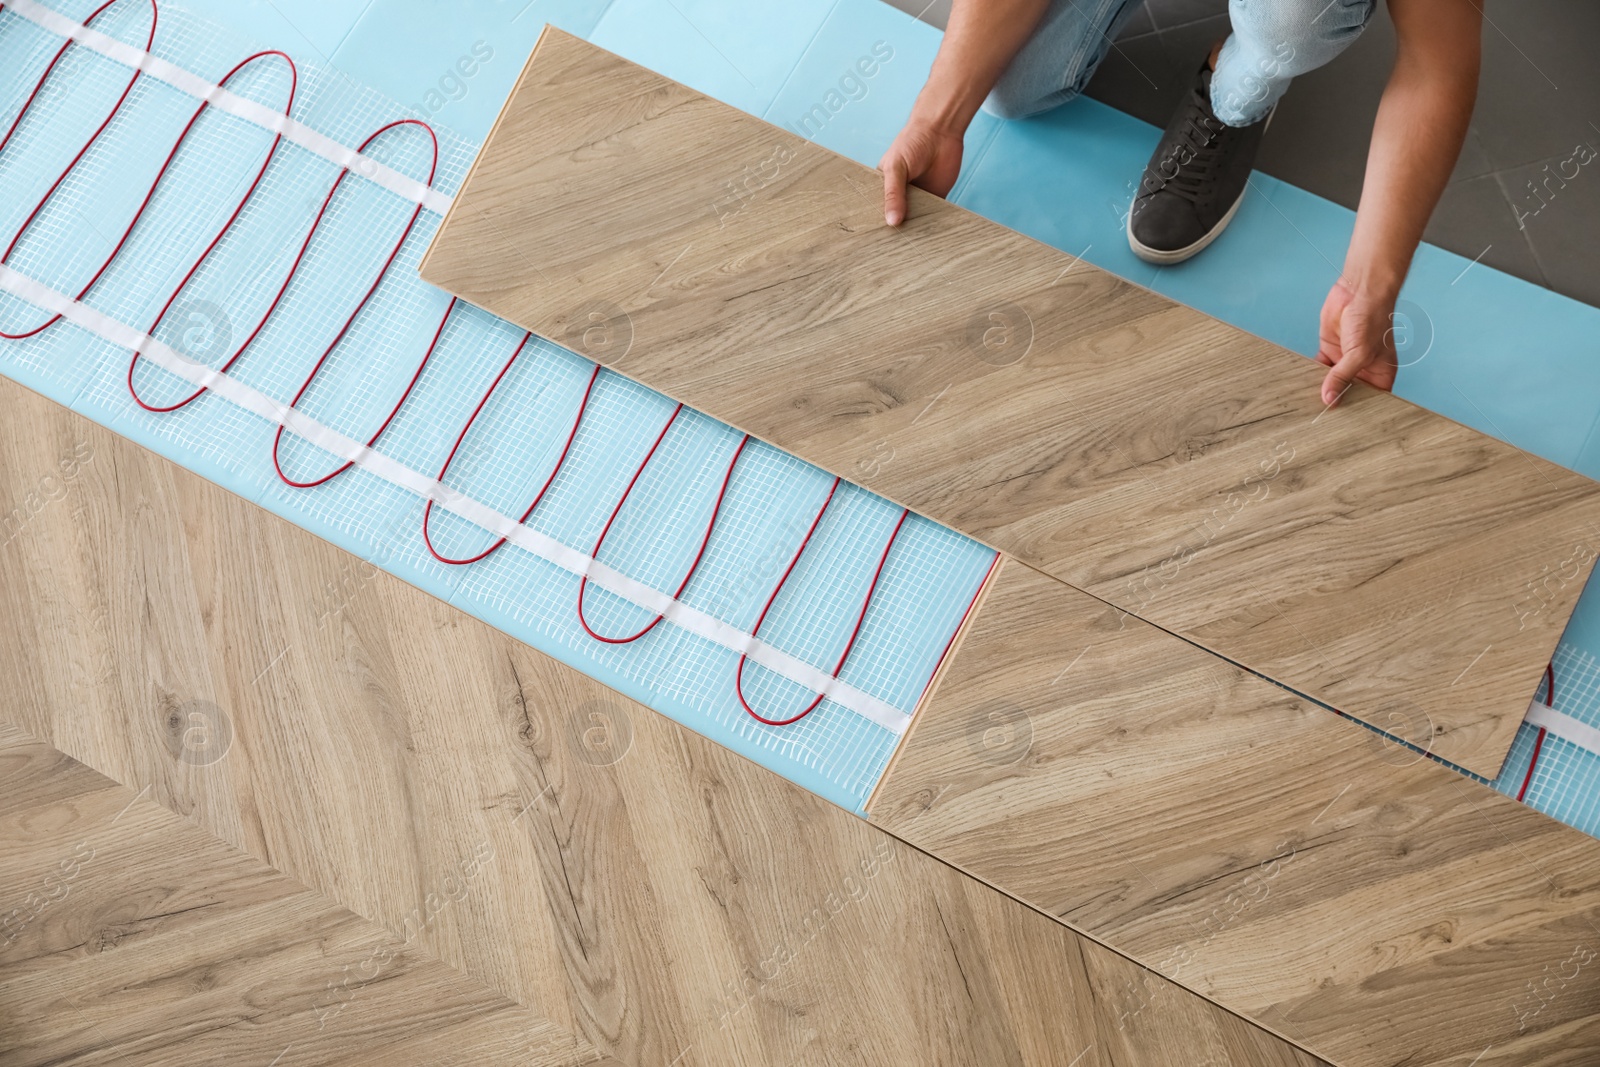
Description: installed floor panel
0,374,1322,1067
873,558,1600,1067
0,727,615,1067
418,29,1600,779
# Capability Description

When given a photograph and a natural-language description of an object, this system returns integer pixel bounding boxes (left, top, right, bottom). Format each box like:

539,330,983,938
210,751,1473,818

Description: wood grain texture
0,374,1321,1067
873,557,1600,1067
419,28,1600,777
0,726,613,1067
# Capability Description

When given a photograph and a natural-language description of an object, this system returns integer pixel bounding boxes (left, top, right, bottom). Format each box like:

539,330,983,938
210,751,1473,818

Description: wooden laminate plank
418,28,1600,778
873,557,1600,1067
0,727,613,1067
0,373,1322,1066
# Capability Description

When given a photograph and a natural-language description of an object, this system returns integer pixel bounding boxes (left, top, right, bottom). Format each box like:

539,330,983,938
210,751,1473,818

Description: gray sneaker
1128,65,1271,264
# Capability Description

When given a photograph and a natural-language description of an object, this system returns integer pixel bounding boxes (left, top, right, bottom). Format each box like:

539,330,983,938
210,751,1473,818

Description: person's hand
1316,279,1400,406
878,117,965,227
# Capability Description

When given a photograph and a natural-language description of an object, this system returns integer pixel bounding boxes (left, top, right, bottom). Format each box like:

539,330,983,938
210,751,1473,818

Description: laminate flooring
418,29,1600,779
0,373,1320,1067
874,558,1600,1067
0,726,618,1067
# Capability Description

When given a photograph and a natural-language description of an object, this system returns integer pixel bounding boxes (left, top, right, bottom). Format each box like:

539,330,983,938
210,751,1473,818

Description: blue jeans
984,0,1375,126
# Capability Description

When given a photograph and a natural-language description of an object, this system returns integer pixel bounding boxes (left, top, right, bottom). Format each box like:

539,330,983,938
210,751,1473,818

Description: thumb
1321,343,1368,407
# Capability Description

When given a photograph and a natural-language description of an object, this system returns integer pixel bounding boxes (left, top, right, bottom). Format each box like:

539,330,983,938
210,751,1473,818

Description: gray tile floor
887,0,1599,308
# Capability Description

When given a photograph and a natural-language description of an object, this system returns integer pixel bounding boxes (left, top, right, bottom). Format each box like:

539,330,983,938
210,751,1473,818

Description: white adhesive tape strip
1525,698,1600,762
4,0,456,216
0,264,912,735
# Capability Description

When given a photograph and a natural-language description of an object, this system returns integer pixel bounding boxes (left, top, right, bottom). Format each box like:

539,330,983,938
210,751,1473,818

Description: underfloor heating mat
1484,647,1600,834
7,0,1600,829
0,0,997,813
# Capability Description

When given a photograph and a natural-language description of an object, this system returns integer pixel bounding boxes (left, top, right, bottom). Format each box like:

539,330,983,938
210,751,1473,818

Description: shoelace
1142,85,1227,204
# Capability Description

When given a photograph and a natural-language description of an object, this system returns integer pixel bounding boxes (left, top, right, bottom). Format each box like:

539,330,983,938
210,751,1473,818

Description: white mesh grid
0,0,997,811
1488,645,1600,835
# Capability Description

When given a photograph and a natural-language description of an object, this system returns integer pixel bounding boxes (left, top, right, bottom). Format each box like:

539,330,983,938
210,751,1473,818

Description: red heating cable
578,409,751,644
5,7,448,494
0,0,155,157
424,345,602,565
1516,660,1555,803
120,49,298,409
0,0,159,339
268,118,443,489
1,6,965,733
130,116,434,419
737,490,910,727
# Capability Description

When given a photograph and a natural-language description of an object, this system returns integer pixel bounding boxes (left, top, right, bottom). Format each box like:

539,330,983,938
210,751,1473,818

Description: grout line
327,0,383,59
1486,166,1554,286
659,0,758,90
759,0,844,125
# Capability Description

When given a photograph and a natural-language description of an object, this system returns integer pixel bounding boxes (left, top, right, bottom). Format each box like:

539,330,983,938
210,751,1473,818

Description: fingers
881,154,909,227
1315,331,1340,369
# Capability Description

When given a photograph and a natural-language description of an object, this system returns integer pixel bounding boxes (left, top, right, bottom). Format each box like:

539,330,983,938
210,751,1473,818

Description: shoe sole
1126,104,1274,266
1126,188,1246,265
